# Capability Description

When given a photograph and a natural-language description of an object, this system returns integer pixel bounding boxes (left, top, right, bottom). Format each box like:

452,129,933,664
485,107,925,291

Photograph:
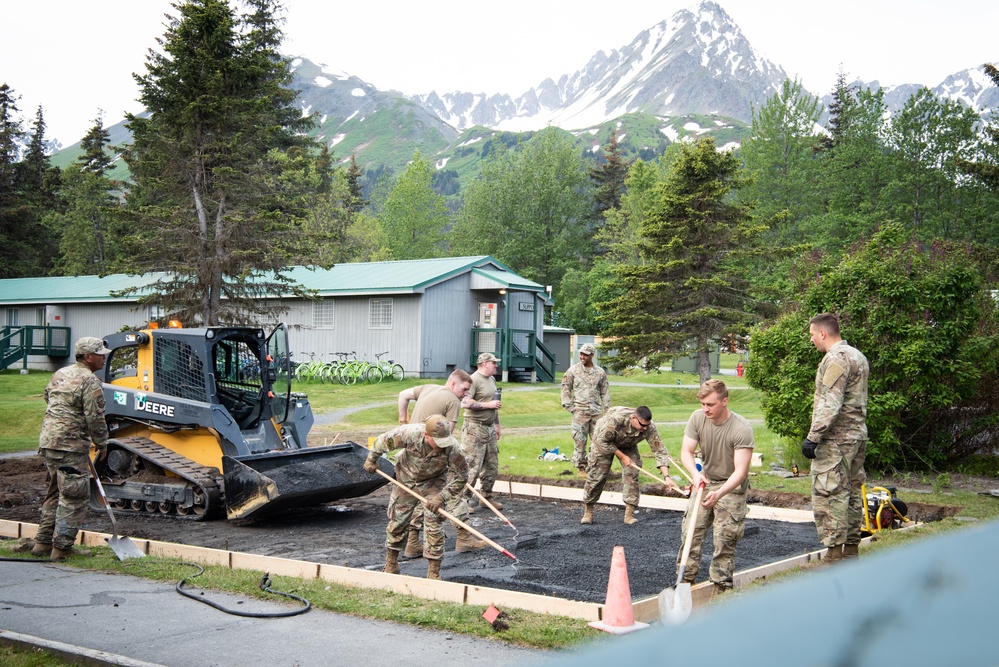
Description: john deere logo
134,392,175,418
113,391,127,406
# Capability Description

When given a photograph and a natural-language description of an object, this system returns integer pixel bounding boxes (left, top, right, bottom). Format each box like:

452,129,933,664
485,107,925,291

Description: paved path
0,559,551,667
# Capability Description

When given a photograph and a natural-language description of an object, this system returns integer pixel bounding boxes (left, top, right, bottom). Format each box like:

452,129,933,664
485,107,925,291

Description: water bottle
493,387,502,402
695,457,703,473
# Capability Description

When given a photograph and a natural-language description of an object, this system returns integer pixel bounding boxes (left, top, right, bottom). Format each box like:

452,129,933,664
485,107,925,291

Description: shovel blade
658,583,692,625
107,536,145,561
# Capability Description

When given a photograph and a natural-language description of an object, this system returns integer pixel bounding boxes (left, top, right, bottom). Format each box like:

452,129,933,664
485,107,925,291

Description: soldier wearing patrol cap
459,352,504,510
561,343,610,477
31,337,112,560
364,415,468,580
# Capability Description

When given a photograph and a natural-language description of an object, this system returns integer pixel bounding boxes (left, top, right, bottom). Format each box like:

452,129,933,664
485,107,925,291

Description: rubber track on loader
104,436,224,520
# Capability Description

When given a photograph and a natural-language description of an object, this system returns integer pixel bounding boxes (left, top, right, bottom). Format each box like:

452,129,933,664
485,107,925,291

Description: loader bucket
222,442,393,520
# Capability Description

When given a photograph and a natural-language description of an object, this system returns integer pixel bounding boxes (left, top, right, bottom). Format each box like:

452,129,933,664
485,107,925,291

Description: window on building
313,300,335,328
148,305,166,324
369,298,393,329
35,307,45,325
4,308,18,326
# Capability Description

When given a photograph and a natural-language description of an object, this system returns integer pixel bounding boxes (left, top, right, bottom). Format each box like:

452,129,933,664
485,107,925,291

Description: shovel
629,462,691,495
659,482,705,625
88,459,145,560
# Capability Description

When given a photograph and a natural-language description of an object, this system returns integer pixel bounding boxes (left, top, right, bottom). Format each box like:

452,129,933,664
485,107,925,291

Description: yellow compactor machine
91,323,391,520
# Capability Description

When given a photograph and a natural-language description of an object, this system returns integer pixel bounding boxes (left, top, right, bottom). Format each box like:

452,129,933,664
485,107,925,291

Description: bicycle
294,352,327,383
373,351,405,381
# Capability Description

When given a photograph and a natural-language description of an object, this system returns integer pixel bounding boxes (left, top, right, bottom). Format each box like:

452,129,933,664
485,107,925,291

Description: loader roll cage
101,324,295,432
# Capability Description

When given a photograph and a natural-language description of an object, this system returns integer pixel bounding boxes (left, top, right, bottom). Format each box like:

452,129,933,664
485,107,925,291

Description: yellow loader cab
94,324,392,520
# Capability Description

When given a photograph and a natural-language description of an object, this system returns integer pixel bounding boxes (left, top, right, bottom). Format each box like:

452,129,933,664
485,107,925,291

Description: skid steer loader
92,323,392,520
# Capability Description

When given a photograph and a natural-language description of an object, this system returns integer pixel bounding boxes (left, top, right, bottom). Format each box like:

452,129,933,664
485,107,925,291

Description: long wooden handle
665,455,694,483
630,462,688,492
466,483,516,528
375,469,515,560
676,484,705,585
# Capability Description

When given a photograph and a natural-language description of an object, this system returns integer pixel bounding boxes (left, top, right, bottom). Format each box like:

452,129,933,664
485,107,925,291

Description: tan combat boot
426,559,442,580
50,545,92,560
823,544,844,565
402,529,423,560
482,494,503,510
455,528,486,552
581,504,594,524
843,543,860,559
384,548,400,574
30,541,52,557
623,504,639,525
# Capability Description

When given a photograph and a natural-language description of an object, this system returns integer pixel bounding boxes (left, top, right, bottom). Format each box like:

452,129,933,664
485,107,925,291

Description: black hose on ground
175,562,311,618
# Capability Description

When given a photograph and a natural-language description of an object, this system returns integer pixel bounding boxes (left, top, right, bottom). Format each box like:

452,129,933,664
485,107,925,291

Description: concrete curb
0,629,166,667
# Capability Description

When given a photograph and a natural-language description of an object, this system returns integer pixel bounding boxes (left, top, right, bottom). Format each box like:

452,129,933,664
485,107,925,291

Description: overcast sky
2,0,997,146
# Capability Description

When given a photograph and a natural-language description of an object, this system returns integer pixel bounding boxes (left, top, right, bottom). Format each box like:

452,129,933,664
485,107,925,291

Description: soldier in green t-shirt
677,379,754,593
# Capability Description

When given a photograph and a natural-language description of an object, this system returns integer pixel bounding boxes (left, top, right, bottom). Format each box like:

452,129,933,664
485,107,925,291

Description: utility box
671,348,720,374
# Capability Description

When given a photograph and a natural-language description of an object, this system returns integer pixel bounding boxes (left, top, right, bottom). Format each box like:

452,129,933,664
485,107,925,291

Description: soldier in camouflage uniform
676,379,755,591
802,313,870,564
363,415,467,580
32,337,111,560
397,370,485,558
561,343,610,477
460,353,503,508
581,406,681,525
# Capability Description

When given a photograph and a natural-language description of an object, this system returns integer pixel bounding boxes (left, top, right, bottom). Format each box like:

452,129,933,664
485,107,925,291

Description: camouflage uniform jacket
38,361,109,454
367,425,468,502
592,406,671,468
561,362,610,415
808,340,870,445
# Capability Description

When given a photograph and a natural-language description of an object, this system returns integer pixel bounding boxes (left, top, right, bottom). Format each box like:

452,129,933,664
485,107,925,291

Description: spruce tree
78,112,114,175
599,138,768,382
589,129,630,221
958,63,999,192
121,0,319,325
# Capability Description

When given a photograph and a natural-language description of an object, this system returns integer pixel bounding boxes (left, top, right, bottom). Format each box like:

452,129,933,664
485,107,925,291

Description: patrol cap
75,337,111,356
477,352,501,364
579,343,596,355
424,414,456,448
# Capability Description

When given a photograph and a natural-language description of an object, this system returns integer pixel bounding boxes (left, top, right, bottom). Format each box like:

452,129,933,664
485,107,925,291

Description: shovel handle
676,483,705,585
629,463,687,494
665,454,694,483
375,470,516,560
465,483,516,528
87,458,121,536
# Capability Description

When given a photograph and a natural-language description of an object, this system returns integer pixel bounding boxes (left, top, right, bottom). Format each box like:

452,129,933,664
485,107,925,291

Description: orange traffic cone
588,545,650,634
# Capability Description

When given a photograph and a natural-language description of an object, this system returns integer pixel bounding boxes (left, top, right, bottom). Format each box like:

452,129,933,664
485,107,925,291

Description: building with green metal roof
0,256,556,381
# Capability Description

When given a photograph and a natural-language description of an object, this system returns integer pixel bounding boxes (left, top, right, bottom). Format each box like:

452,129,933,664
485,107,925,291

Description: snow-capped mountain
412,1,787,131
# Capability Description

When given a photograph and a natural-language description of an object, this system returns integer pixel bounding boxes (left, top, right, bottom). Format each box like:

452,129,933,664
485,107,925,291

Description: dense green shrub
746,223,999,471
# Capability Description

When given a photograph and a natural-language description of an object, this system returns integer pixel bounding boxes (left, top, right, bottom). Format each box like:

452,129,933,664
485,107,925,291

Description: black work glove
801,439,818,459
426,494,444,514
363,457,378,474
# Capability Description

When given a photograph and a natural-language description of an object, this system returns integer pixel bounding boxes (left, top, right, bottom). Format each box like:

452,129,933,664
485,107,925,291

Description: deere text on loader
92,323,391,520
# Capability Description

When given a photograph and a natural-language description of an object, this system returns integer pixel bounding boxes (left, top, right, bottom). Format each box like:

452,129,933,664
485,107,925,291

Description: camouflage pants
676,480,748,588
36,449,91,550
583,446,642,507
811,439,866,547
408,495,472,545
461,420,498,494
570,412,599,469
386,477,447,559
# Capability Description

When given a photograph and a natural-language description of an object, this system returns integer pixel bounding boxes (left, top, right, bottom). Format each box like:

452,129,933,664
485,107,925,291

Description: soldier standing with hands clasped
561,343,610,478
30,337,111,560
460,352,504,510
802,313,870,564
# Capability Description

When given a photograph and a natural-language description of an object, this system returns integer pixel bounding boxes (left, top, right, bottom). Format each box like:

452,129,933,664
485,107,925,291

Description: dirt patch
0,452,968,603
